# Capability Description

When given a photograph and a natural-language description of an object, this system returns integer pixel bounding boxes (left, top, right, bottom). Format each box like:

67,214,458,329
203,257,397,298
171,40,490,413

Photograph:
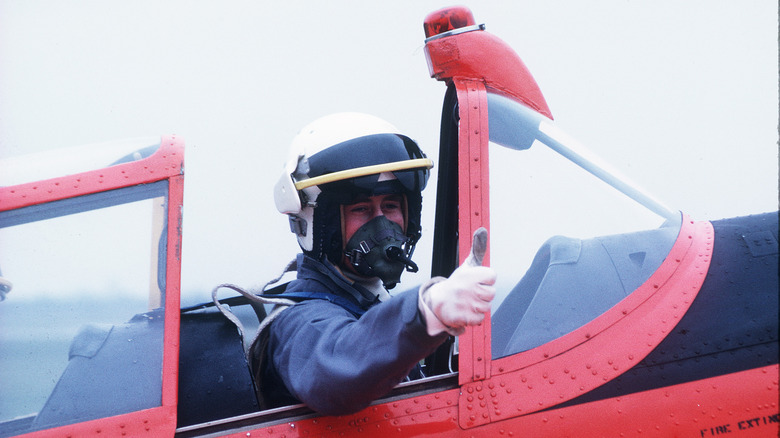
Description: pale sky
1,1,777,304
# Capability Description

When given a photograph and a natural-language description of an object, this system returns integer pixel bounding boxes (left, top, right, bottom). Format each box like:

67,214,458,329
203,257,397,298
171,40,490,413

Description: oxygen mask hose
386,246,419,272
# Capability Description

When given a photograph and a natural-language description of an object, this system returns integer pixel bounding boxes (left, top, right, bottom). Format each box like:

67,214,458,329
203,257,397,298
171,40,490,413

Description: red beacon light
423,6,477,39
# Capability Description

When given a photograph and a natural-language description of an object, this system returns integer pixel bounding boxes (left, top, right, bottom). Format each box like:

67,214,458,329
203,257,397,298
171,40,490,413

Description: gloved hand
419,228,496,336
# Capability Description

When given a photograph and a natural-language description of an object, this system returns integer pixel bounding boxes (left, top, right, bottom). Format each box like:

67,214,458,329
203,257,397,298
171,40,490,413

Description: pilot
253,113,496,416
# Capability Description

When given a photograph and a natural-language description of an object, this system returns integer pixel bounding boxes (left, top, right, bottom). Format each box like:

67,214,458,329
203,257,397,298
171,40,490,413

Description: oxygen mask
344,215,419,289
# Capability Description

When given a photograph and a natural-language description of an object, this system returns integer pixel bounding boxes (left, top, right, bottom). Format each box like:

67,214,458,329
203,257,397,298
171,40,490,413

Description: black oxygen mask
343,215,419,289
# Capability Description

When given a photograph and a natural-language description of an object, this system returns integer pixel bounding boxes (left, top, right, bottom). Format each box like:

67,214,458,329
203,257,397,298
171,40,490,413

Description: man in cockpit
252,113,496,416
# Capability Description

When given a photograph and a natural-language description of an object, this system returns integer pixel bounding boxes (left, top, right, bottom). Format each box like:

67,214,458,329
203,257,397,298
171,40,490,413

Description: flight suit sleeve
265,287,449,416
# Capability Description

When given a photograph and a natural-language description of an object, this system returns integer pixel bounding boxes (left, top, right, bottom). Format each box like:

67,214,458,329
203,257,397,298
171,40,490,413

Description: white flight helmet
274,112,432,264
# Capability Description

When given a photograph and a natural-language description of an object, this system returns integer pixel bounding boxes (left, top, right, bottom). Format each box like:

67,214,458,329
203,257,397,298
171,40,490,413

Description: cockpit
0,101,688,434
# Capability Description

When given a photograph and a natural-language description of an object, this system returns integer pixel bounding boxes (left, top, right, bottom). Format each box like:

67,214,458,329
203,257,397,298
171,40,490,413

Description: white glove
419,228,496,336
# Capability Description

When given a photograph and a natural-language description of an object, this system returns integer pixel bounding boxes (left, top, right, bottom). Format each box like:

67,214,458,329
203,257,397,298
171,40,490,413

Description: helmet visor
298,134,431,197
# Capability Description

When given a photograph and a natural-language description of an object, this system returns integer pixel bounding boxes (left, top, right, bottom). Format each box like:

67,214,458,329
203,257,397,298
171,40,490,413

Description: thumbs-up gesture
420,228,496,336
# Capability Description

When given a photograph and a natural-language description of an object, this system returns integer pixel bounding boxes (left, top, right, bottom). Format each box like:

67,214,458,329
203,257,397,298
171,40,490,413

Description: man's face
342,193,405,245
